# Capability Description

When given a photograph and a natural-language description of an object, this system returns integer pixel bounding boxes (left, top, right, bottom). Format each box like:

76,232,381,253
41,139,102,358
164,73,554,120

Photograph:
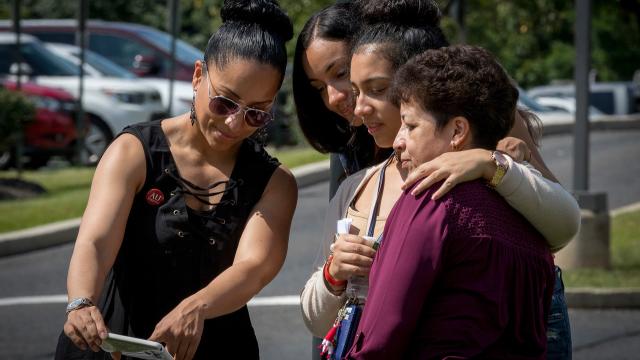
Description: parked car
0,19,202,81
1,80,77,168
528,82,638,115
0,21,303,146
45,43,193,116
517,87,611,126
0,33,166,163
535,96,604,115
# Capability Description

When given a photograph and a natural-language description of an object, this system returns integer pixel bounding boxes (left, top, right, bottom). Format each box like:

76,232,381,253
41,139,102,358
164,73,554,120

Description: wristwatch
66,297,94,315
489,151,509,187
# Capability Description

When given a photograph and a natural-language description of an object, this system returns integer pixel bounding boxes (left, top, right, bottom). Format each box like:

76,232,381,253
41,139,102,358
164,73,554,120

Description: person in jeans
296,1,577,358
345,44,556,359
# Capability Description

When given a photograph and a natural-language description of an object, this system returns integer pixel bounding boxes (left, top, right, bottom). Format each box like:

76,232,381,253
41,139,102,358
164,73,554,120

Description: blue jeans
547,266,572,360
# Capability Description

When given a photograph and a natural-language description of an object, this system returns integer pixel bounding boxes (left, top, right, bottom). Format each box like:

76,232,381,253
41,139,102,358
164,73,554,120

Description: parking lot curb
0,218,81,257
0,161,332,258
292,159,330,189
542,115,640,135
566,288,640,309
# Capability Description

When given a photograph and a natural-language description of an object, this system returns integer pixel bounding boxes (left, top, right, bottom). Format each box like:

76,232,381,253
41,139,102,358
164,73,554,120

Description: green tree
3,0,638,88
438,0,640,88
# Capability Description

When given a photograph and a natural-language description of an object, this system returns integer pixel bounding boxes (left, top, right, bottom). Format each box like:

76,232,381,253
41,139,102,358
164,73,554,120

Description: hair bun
355,0,442,27
221,0,294,41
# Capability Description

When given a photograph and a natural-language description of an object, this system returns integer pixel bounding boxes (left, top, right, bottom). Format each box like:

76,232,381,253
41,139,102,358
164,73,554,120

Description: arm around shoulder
496,155,580,251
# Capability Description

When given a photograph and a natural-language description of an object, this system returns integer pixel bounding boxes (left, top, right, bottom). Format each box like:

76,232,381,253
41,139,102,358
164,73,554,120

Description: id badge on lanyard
320,156,392,360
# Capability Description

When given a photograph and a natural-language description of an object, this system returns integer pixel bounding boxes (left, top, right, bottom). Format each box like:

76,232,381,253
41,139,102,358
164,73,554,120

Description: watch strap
489,151,508,187
66,297,94,315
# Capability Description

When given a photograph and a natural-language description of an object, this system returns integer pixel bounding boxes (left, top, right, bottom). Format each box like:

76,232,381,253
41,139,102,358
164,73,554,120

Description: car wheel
0,149,14,170
82,116,113,165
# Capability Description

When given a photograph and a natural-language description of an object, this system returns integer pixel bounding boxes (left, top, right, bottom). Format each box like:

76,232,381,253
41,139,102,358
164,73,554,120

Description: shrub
0,87,35,151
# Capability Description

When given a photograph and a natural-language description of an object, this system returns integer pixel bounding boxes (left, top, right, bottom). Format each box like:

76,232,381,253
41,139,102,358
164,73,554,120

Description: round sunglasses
202,62,274,128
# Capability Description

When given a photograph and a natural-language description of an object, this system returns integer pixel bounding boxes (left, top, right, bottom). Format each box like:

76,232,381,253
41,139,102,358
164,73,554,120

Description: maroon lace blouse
345,180,555,360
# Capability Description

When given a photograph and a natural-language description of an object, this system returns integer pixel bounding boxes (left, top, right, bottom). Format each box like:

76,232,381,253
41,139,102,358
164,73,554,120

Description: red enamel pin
145,188,165,206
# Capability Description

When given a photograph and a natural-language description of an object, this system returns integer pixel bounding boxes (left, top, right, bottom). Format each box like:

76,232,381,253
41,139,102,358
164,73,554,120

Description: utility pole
12,0,24,174
555,0,610,269
75,0,88,164
167,0,180,117
574,0,590,192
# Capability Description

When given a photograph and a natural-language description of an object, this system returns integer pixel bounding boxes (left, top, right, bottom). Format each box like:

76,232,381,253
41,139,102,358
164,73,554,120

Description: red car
2,80,78,168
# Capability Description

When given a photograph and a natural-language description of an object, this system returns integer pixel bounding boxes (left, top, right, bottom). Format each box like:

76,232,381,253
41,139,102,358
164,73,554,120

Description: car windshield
136,27,203,64
0,41,80,76
75,49,137,79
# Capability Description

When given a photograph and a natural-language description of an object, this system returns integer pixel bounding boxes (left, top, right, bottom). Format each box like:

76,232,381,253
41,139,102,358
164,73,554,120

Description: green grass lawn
0,147,327,233
0,167,94,232
563,209,640,288
269,146,328,169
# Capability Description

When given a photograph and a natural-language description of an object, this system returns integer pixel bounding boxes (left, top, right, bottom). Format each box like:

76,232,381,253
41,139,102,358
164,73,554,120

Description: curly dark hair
390,45,519,149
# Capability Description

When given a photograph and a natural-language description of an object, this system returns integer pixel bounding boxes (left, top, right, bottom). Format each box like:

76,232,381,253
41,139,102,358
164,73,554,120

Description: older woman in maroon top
345,45,555,360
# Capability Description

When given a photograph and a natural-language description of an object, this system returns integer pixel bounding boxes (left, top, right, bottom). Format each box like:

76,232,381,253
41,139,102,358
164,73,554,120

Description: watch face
67,298,92,312
493,151,509,167
67,298,82,310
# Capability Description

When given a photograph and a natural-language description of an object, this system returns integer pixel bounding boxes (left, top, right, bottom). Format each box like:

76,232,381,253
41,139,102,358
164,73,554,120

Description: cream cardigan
299,155,581,337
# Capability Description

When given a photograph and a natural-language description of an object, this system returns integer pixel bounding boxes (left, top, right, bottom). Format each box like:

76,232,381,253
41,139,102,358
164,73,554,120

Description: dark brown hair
390,45,518,149
350,0,448,72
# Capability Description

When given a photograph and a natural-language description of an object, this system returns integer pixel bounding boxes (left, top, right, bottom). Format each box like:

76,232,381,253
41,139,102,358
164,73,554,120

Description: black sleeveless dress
55,120,280,359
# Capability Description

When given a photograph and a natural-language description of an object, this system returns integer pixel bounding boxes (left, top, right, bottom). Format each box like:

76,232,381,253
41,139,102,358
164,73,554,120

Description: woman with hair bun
55,1,296,359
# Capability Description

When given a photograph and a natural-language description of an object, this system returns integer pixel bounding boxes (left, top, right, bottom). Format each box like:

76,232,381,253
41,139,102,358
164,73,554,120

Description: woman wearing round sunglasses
297,1,579,358
55,1,296,360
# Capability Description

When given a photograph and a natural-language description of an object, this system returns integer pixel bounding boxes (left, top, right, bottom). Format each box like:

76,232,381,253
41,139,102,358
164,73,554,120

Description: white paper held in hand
336,218,369,300
100,333,173,360
336,218,352,235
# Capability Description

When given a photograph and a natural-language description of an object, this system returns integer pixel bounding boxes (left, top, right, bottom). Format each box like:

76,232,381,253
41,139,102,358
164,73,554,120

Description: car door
88,32,169,77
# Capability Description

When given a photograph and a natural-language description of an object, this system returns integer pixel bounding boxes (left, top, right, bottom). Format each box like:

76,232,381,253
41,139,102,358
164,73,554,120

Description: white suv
528,82,637,115
45,42,193,117
0,33,166,162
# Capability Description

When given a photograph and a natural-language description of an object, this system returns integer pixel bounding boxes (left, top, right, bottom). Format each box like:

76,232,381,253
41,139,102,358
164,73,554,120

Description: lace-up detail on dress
86,120,279,359
163,166,242,208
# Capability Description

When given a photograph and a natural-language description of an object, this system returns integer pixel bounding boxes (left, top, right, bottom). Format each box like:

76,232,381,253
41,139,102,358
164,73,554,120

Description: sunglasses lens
245,109,273,127
210,96,240,116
